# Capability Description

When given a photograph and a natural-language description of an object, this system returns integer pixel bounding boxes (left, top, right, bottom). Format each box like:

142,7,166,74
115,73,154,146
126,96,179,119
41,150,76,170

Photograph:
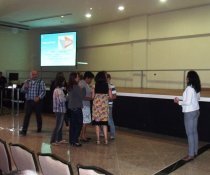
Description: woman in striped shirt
50,74,67,145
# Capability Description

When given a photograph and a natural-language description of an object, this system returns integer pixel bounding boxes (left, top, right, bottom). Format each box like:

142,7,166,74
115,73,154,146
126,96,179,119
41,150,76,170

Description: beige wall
0,29,48,83
76,5,210,89
0,28,30,74
1,5,210,88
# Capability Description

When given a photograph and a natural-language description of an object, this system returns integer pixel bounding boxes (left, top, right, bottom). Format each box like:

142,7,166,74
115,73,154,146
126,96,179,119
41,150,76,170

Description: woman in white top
174,70,201,161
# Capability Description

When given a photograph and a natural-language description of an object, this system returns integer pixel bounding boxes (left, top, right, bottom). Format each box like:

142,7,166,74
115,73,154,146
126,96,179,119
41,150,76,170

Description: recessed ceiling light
160,0,167,3
61,16,64,18
85,13,92,18
118,5,125,11
90,8,93,10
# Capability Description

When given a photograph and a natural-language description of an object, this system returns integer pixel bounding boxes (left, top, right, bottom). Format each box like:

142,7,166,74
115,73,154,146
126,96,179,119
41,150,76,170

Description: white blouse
179,86,200,113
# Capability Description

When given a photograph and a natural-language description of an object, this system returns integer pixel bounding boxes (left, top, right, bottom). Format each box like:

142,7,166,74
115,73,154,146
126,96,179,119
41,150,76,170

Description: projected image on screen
41,32,76,66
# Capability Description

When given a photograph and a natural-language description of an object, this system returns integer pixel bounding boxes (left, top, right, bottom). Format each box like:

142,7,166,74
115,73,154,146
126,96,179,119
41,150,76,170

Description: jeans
69,108,83,144
22,100,43,133
184,110,200,156
51,112,64,143
108,106,115,137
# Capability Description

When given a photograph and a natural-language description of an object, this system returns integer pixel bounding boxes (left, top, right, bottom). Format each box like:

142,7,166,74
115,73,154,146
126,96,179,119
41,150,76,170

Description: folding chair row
0,138,113,175
0,139,39,174
0,138,12,174
37,153,73,175
77,164,114,175
0,139,72,175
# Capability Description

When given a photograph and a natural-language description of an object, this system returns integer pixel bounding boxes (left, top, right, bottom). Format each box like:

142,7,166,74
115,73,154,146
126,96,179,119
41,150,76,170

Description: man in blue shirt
20,70,46,136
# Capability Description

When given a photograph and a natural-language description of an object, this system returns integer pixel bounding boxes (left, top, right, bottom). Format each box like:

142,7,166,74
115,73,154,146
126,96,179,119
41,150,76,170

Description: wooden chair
77,164,113,175
0,138,12,174
9,143,39,172
37,153,74,175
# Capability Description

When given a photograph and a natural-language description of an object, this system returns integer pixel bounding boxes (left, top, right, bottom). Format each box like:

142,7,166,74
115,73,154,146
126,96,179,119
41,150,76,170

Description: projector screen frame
40,31,77,67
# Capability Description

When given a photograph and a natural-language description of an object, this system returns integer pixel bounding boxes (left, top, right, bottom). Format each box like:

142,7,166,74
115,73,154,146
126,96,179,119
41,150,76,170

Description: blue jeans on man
108,106,115,138
100,106,116,139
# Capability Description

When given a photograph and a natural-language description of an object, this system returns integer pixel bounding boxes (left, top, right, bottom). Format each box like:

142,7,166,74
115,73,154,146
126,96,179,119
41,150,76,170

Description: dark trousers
22,100,43,133
69,108,83,144
64,108,71,126
51,112,64,143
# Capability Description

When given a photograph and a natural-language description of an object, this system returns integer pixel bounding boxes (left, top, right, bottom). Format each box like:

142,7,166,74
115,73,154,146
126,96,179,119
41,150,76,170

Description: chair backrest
0,138,12,174
37,153,73,175
9,143,39,172
77,164,113,175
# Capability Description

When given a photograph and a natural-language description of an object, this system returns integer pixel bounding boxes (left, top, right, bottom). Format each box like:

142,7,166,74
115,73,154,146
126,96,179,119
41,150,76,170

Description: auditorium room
0,0,210,175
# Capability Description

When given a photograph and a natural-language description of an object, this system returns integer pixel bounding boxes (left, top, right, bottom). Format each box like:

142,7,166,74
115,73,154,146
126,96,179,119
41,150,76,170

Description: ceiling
1,0,210,30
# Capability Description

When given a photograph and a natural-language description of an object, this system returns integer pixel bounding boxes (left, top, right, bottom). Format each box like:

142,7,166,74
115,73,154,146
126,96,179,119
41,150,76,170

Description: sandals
71,142,82,147
80,139,89,143
182,155,194,162
96,138,108,145
104,140,108,145
51,142,59,146
58,140,68,144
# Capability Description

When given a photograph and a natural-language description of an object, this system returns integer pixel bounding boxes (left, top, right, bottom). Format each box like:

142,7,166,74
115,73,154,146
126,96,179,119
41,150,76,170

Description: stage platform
117,87,210,100
113,87,210,142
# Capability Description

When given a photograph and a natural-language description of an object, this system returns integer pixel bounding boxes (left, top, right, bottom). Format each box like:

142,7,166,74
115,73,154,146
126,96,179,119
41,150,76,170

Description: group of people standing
18,69,201,160
50,71,116,146
20,70,116,147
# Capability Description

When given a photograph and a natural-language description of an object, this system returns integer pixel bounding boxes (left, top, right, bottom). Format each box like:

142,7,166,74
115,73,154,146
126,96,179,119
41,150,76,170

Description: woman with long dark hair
51,74,67,145
67,72,84,147
174,70,201,161
50,72,69,127
92,71,112,145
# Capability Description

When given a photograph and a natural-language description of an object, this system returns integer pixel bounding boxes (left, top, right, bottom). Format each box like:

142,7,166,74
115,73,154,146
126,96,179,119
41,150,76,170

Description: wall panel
148,37,210,70
149,5,210,39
